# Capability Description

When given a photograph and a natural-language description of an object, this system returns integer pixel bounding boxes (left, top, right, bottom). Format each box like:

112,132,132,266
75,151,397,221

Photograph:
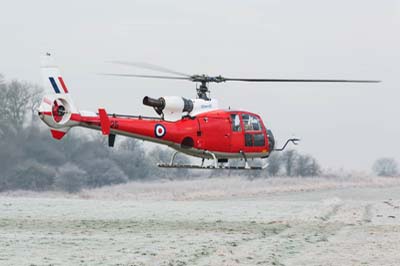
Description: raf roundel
154,124,166,138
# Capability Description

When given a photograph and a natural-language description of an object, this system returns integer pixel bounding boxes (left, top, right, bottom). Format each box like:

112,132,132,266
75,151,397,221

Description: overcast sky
1,0,399,171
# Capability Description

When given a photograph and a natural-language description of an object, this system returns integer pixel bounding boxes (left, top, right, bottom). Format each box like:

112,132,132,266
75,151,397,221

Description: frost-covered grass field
1,176,400,265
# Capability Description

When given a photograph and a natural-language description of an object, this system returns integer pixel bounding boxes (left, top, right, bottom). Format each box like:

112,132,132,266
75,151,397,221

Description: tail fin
39,53,78,139
41,54,73,97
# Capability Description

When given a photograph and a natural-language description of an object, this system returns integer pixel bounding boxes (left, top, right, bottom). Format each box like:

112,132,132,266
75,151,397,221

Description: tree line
0,75,397,193
0,75,189,192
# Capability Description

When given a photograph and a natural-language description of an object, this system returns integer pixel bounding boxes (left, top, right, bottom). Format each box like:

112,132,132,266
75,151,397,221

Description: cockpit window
230,114,242,132
242,114,262,131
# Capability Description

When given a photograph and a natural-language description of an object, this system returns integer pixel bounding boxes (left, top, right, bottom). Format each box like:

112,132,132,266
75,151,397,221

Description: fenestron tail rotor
102,61,381,100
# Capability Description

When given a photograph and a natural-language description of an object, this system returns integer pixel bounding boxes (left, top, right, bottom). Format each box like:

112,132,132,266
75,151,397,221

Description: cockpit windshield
242,114,262,131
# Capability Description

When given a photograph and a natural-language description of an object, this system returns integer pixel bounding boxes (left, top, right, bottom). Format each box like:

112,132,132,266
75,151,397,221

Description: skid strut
240,150,250,169
159,150,219,169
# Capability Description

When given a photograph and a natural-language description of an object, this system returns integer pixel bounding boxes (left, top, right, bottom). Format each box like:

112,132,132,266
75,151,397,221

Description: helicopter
38,54,379,170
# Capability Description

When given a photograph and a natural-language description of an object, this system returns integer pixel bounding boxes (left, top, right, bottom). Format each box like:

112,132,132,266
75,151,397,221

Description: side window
245,133,252,146
242,114,250,131
244,133,265,147
253,133,265,146
242,114,262,131
230,114,242,132
250,116,261,131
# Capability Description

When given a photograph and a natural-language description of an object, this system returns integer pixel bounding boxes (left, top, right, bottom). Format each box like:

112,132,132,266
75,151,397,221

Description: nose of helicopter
267,129,275,151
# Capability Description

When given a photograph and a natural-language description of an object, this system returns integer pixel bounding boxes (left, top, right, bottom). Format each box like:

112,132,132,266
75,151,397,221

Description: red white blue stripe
49,77,69,94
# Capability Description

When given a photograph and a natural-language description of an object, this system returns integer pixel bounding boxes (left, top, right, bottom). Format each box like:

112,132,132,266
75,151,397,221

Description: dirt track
1,178,400,265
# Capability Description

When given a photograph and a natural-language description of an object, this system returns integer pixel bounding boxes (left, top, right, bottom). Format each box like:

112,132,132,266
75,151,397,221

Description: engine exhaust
143,96,165,115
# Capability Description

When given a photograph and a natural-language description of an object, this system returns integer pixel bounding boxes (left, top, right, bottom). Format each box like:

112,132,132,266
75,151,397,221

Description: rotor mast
197,81,209,100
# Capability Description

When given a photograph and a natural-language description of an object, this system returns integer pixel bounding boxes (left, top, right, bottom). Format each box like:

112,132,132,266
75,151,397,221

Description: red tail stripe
58,77,69,93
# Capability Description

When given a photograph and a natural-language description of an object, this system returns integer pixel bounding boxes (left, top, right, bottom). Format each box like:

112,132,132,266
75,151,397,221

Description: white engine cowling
190,98,219,117
143,96,219,121
162,96,190,121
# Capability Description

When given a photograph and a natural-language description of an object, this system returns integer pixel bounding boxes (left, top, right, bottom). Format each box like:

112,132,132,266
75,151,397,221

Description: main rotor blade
101,73,191,80
108,61,191,77
224,78,381,83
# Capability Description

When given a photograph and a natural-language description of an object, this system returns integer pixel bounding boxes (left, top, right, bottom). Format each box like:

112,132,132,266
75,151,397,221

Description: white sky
1,0,399,171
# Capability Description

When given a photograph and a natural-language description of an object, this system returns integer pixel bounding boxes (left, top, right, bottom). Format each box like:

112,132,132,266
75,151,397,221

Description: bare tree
281,150,298,176
55,163,88,193
6,160,56,191
0,80,43,127
266,153,281,176
0,74,7,125
295,154,321,177
85,158,128,188
0,74,4,88
373,158,398,177
27,84,43,123
111,137,151,180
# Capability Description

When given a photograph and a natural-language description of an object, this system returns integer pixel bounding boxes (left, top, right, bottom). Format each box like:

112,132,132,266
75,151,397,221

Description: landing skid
158,163,263,170
158,150,265,170
158,138,300,170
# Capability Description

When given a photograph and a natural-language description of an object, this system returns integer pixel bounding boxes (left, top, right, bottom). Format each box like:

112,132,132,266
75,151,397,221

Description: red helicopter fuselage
44,108,273,160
